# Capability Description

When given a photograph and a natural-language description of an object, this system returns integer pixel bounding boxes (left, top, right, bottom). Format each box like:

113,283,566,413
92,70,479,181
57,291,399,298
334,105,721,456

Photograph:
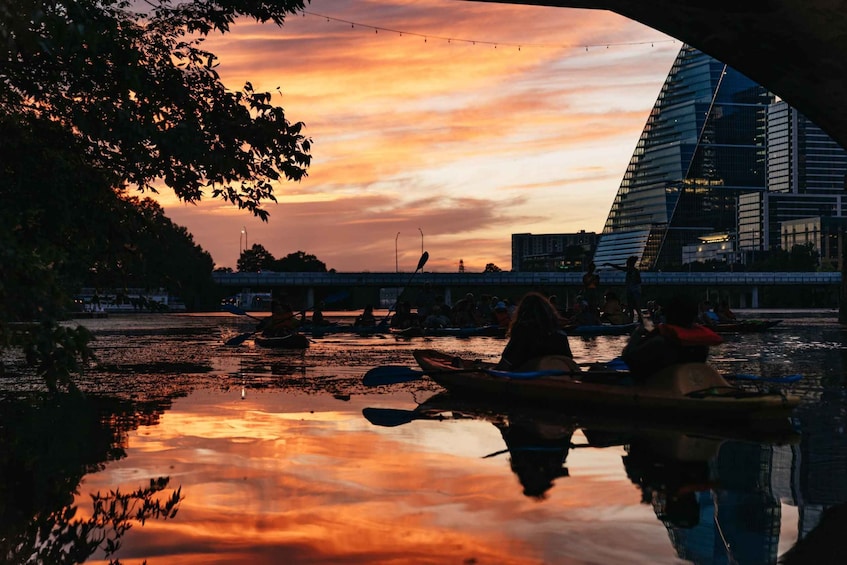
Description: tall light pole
395,232,400,272
418,227,424,254
241,226,247,252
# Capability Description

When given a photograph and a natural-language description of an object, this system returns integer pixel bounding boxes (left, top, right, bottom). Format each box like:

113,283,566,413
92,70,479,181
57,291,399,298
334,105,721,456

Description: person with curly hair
496,292,574,371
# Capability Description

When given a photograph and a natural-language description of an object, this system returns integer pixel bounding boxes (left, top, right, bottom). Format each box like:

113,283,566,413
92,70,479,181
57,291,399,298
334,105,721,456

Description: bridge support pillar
444,287,452,306
751,286,759,309
306,287,315,309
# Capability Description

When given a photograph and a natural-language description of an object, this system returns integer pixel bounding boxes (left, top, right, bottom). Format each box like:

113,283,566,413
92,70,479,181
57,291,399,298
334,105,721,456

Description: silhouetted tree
237,244,277,272
272,251,327,272
748,243,820,272
1,0,311,389
483,263,503,273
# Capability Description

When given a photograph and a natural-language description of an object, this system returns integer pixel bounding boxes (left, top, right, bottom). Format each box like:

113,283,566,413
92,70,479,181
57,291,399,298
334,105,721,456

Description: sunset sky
154,0,679,272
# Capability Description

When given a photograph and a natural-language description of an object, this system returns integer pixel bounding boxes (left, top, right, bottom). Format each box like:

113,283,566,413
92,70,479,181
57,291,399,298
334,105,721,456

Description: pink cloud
151,0,678,271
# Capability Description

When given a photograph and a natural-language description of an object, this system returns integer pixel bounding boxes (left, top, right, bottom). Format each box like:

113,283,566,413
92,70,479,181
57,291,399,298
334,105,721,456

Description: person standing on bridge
605,256,643,324
581,261,601,318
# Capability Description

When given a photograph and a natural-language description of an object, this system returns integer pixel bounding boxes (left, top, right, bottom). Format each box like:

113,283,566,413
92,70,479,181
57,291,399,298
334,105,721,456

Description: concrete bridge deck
213,271,840,288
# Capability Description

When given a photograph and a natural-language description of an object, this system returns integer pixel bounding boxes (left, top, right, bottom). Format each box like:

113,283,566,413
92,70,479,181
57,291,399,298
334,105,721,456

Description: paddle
726,373,802,384
223,305,264,346
378,251,429,326
363,365,428,386
601,357,802,384
223,304,262,321
362,365,572,387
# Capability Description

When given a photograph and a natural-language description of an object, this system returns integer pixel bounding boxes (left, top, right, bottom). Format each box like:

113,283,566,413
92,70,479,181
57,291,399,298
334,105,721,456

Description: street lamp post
241,227,247,252
418,227,424,254
395,232,400,273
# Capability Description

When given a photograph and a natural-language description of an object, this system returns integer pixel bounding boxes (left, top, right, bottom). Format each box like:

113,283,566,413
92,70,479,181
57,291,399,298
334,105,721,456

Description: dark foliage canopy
1,0,313,389
237,246,328,273
2,0,311,219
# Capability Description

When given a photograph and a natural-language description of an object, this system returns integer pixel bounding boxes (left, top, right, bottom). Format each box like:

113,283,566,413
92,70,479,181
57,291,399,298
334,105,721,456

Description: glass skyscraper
737,101,847,257
592,45,773,270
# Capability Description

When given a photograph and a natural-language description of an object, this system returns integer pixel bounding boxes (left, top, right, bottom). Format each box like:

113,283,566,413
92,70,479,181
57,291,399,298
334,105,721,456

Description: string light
301,10,675,52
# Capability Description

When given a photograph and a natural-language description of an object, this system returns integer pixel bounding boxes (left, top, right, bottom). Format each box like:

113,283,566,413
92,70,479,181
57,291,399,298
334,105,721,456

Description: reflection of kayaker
494,418,574,500
362,391,799,508
622,437,714,529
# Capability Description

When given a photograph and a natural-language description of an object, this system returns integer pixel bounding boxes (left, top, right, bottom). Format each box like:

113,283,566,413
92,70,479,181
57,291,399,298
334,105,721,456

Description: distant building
781,216,847,270
593,44,847,272
593,44,773,271
681,233,734,265
511,231,597,272
737,101,847,262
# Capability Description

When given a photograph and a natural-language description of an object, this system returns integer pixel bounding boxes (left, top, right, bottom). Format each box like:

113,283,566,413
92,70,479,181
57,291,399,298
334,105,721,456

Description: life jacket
657,323,723,346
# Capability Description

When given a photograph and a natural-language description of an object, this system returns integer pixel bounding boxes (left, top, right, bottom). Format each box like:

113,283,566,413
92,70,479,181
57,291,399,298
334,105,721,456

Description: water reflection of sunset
82,390,676,564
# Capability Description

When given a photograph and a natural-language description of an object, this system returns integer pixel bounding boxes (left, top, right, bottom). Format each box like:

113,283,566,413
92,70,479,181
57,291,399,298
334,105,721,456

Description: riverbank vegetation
1,0,311,389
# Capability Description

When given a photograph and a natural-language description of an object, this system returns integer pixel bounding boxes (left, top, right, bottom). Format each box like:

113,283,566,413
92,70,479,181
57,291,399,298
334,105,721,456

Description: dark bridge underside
476,0,847,151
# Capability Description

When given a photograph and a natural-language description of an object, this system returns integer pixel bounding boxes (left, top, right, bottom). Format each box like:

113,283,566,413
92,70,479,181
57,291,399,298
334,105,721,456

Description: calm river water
2,310,846,564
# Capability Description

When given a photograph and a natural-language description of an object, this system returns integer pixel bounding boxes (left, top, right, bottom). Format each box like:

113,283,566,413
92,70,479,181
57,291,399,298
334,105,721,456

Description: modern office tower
737,101,847,260
511,231,597,272
592,45,773,271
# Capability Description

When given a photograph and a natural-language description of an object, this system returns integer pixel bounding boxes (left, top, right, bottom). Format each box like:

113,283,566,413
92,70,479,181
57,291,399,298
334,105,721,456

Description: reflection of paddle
378,251,429,326
362,407,427,427
362,406,468,427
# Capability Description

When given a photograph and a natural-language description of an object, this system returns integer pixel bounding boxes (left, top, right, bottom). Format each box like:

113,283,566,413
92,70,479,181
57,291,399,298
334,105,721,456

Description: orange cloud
150,0,679,271
80,392,661,564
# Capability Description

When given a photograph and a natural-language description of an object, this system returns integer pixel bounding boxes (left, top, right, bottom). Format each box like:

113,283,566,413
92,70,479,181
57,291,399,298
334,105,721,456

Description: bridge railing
212,271,842,287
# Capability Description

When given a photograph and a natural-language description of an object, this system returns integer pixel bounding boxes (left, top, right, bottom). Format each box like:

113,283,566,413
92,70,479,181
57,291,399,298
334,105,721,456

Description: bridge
477,1,847,152
213,270,840,309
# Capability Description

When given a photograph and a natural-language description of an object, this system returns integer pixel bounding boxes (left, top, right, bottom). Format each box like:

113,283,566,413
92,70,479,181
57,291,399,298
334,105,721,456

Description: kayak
254,333,310,349
412,349,800,422
713,320,781,333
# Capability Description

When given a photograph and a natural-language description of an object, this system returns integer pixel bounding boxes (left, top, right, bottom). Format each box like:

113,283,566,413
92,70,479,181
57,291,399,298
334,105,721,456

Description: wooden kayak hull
412,349,799,422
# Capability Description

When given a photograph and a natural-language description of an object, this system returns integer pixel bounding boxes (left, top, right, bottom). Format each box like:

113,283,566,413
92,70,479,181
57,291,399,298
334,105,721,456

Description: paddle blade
362,365,425,386
225,331,255,346
416,251,429,272
727,373,802,384
222,304,262,321
362,407,420,427
222,304,249,316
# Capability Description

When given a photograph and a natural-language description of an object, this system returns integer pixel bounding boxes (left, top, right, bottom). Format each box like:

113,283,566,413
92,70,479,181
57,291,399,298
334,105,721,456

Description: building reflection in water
606,390,847,564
